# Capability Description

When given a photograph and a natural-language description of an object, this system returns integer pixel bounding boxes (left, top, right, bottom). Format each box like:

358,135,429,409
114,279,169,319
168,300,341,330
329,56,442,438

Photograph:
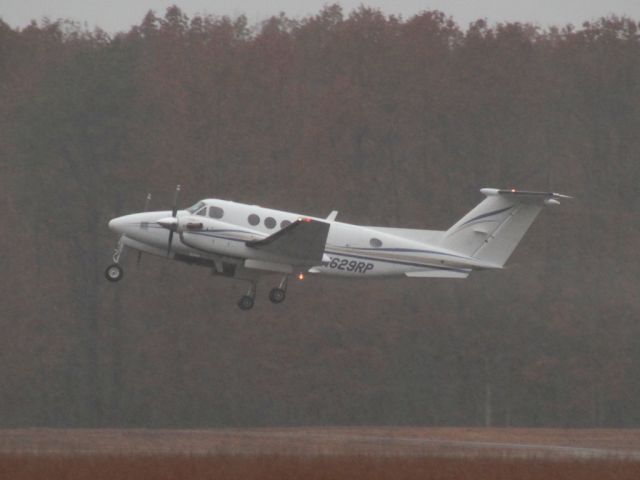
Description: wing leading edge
246,218,330,266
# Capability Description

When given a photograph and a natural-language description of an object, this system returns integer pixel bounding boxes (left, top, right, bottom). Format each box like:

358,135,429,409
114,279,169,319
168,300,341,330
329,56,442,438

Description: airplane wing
246,218,330,265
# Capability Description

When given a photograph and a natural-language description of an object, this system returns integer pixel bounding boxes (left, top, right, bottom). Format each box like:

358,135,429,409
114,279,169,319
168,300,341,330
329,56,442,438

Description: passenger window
280,220,292,229
208,206,224,219
370,238,383,248
265,217,276,229
248,214,260,226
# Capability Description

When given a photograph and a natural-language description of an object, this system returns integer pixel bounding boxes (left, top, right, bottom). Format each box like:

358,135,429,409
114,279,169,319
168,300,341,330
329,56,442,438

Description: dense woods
1,5,639,428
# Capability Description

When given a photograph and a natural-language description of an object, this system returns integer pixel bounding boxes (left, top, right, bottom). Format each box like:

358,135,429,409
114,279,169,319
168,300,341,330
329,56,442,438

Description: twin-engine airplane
106,187,569,310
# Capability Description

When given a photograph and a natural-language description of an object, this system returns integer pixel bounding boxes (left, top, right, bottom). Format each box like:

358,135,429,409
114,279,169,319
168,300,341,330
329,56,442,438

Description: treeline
1,5,639,427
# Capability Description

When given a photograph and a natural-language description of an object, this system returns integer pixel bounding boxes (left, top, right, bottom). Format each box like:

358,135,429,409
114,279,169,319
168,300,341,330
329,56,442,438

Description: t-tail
440,188,571,268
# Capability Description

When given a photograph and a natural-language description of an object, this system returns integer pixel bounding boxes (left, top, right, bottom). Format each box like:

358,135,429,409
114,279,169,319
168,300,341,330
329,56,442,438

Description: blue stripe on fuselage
324,250,470,273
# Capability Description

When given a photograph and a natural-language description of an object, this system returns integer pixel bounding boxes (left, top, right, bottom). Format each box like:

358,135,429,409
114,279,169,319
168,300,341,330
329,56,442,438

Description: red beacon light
297,273,305,281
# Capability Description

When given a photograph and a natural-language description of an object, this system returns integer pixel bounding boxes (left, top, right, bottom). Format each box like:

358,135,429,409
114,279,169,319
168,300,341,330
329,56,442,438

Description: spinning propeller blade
166,185,180,256
137,193,152,266
167,231,174,255
171,185,180,218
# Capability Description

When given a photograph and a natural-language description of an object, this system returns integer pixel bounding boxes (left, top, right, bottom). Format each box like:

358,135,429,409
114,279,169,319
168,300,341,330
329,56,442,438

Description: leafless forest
0,5,639,428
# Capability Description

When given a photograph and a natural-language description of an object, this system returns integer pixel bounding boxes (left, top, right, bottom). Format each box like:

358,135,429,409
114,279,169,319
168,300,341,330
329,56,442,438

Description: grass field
1,428,639,479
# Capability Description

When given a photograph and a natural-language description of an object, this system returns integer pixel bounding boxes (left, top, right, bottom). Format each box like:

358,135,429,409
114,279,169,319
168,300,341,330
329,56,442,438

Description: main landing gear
238,282,256,311
237,276,289,310
268,276,288,304
105,236,125,282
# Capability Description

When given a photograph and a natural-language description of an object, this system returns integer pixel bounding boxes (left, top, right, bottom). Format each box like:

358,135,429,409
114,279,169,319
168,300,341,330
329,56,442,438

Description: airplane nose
108,216,125,233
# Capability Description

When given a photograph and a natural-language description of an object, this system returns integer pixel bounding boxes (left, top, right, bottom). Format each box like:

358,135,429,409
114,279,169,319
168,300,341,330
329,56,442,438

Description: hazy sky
1,1,639,32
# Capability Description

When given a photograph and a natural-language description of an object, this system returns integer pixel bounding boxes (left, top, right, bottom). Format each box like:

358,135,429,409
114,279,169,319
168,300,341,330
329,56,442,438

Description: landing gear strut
269,275,288,304
105,236,125,282
238,282,256,310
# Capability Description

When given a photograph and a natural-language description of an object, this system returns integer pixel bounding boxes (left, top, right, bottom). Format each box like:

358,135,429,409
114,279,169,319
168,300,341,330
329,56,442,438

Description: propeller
158,184,181,256
136,193,152,266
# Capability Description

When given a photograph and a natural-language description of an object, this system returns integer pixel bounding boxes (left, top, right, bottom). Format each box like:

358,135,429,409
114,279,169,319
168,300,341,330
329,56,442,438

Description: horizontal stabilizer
480,188,572,203
246,218,330,265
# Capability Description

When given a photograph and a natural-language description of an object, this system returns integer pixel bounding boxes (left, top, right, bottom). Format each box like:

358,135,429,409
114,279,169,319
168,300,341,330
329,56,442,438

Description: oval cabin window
265,217,276,229
370,238,383,248
248,214,260,226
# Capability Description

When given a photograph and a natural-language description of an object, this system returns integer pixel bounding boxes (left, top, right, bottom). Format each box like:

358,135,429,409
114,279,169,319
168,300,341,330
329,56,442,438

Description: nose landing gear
105,236,125,282
105,263,124,282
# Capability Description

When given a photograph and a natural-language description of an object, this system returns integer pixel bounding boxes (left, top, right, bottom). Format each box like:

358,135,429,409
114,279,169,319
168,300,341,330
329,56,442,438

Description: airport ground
0,427,639,479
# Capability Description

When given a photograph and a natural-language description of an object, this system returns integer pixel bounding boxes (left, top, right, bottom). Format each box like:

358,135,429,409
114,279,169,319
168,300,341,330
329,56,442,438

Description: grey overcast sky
1,1,639,33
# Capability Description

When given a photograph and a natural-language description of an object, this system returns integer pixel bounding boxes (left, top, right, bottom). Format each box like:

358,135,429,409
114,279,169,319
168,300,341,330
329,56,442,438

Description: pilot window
187,201,205,213
195,207,207,216
208,206,224,219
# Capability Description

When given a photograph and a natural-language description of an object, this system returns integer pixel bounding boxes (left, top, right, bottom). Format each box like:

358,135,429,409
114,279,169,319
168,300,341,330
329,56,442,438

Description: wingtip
552,193,573,199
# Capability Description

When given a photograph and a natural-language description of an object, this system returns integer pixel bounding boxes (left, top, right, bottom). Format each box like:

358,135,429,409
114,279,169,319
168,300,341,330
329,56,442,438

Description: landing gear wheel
238,295,255,311
105,263,123,282
269,288,286,304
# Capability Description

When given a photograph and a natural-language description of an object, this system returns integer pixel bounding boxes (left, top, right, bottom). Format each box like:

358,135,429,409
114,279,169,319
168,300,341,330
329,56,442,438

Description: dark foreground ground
1,428,639,479
3,454,640,480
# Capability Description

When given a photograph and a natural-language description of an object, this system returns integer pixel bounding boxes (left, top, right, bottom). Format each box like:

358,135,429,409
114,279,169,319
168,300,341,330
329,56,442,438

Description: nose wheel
105,263,124,282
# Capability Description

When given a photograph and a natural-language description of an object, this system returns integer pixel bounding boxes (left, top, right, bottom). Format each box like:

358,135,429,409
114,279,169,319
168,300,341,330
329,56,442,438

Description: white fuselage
108,199,480,279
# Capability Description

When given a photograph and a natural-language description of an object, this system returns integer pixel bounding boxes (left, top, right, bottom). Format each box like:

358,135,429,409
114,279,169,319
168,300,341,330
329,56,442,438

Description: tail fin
440,188,570,267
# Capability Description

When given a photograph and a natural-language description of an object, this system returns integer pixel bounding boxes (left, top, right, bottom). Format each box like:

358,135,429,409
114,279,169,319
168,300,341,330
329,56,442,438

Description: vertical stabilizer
440,189,569,267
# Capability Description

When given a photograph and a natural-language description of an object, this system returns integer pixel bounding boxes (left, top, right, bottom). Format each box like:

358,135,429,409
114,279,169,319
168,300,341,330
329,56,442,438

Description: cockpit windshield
187,201,205,214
